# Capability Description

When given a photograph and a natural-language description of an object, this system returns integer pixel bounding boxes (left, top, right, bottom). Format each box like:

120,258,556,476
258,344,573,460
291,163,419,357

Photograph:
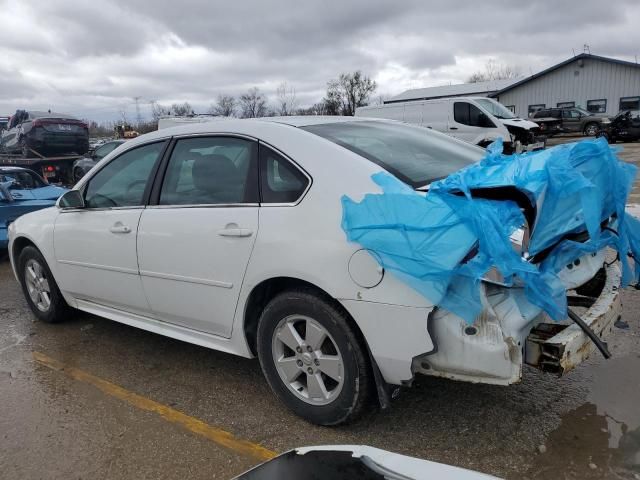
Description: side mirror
58,190,85,209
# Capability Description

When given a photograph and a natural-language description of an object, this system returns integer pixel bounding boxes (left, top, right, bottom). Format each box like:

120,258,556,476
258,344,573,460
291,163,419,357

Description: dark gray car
1,110,90,156
72,140,125,182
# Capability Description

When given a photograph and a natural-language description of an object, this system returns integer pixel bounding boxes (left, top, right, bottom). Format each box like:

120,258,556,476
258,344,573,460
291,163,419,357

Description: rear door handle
109,222,131,234
218,228,253,237
449,126,458,130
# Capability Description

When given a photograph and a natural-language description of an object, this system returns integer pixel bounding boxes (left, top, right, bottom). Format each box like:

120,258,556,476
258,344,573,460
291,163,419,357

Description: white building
386,54,640,118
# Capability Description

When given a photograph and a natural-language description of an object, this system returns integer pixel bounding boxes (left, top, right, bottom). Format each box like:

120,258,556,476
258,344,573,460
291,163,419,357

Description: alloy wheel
24,259,51,312
271,315,345,405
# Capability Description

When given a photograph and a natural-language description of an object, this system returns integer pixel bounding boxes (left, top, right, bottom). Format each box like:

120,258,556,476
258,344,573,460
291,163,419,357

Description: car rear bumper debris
525,261,621,375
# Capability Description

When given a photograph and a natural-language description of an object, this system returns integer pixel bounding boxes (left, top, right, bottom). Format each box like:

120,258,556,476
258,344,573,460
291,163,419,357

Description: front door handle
218,228,253,237
109,222,131,234
449,126,458,130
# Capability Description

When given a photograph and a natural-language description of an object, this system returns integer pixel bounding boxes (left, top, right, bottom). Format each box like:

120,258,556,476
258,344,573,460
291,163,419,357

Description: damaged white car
7,117,631,425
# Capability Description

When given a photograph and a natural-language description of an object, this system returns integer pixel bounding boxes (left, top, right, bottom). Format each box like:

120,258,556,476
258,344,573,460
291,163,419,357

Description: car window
563,109,580,119
95,142,120,159
84,141,166,208
0,170,45,189
259,146,309,203
302,121,484,188
453,102,494,127
159,136,257,205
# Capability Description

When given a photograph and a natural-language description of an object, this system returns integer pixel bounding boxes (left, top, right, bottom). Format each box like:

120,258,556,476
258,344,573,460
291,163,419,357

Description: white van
356,97,544,153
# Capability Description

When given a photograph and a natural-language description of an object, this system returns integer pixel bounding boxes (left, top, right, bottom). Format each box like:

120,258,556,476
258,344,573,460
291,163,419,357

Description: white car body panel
137,206,259,338
54,208,150,315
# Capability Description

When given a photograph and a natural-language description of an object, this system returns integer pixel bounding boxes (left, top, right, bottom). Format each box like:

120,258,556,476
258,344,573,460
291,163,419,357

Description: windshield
0,170,46,189
301,121,484,188
475,98,516,119
575,107,592,116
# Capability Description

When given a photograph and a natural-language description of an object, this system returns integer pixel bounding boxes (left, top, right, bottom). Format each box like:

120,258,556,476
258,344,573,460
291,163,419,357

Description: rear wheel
584,123,599,136
257,289,373,425
18,246,71,323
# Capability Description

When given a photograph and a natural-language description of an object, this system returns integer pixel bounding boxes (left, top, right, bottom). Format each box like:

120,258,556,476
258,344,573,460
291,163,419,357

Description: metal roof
491,53,640,97
385,77,520,103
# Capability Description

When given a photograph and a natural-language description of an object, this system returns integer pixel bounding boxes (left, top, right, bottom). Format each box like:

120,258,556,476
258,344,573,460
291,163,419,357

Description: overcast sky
1,0,640,122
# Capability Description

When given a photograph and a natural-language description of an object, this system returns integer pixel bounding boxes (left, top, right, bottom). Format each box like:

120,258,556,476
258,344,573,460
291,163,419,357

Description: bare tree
323,71,377,116
170,102,194,116
466,59,521,83
239,87,268,118
150,101,169,121
276,82,298,116
209,94,237,117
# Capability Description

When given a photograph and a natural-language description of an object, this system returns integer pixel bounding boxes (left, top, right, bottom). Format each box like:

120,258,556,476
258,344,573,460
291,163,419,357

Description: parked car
0,167,67,249
72,140,126,182
234,445,498,479
356,97,544,153
530,107,610,136
596,110,640,144
6,117,622,425
0,110,89,157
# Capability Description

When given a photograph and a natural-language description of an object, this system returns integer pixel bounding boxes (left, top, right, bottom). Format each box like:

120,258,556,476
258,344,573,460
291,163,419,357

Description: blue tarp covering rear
341,137,640,323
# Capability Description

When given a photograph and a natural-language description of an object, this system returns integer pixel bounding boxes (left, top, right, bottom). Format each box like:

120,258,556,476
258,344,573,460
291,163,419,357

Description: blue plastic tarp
341,137,640,323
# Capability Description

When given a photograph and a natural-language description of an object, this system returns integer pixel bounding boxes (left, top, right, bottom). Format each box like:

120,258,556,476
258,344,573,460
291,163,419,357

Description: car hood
7,185,68,201
500,118,539,130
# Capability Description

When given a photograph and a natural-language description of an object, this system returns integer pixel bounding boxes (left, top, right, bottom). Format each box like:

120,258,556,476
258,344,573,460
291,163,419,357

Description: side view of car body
7,117,622,425
597,110,640,143
72,140,126,182
0,167,68,249
1,110,89,157
531,106,610,136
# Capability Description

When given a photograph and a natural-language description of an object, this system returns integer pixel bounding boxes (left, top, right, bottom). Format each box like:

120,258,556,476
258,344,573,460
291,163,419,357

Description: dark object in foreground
234,446,498,479
567,308,611,359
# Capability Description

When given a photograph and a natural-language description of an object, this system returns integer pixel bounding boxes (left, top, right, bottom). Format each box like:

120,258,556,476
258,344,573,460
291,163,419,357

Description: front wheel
257,289,373,425
19,137,29,157
18,246,71,323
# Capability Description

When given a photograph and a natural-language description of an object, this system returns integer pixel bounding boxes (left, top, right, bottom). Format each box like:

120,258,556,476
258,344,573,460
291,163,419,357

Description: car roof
256,115,396,128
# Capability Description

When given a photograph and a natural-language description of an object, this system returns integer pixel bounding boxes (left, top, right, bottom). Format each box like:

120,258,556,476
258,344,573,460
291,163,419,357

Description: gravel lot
1,135,639,480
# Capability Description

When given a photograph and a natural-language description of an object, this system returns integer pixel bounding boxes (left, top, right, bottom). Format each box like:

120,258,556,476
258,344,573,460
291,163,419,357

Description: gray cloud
0,0,639,121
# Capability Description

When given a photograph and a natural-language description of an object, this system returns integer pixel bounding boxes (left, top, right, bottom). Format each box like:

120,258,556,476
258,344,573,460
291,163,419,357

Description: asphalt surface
1,136,640,480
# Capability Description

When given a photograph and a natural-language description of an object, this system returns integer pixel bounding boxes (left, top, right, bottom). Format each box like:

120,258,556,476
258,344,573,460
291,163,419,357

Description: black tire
257,289,373,425
17,246,71,323
584,122,599,136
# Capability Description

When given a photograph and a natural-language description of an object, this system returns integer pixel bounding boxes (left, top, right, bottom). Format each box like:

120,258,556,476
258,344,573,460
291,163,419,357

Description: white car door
448,100,496,144
54,141,167,315
137,136,259,338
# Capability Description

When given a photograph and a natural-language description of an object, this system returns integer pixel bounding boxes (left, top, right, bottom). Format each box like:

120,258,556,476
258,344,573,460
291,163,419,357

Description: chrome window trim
258,140,312,207
146,203,259,209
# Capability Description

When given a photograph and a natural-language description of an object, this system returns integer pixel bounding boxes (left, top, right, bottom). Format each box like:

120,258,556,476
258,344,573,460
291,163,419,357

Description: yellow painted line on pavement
33,351,277,462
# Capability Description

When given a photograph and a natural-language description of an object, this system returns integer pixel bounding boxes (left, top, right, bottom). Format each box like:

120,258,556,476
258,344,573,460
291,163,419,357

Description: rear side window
85,141,166,208
259,146,309,204
453,102,495,128
159,136,257,205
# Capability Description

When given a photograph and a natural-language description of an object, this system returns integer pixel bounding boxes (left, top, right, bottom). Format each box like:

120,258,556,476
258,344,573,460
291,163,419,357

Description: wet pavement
1,136,640,480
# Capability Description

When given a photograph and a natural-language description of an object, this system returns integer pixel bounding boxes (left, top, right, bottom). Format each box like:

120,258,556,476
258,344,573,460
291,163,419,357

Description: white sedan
7,117,620,425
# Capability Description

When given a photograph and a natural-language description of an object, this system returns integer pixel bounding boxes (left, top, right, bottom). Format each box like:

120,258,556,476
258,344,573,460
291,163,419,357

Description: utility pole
133,96,142,126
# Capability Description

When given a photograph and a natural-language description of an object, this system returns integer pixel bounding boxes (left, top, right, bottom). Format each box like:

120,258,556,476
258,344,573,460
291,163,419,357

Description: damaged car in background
6,117,638,425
